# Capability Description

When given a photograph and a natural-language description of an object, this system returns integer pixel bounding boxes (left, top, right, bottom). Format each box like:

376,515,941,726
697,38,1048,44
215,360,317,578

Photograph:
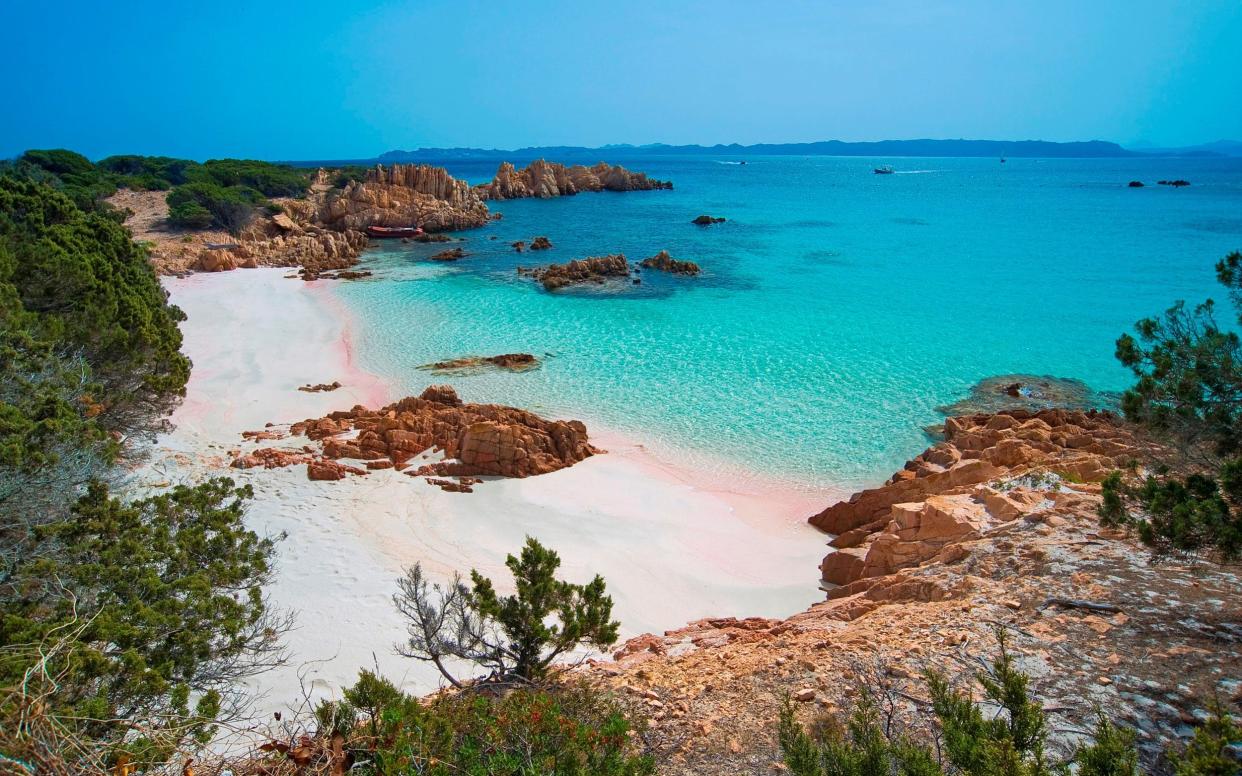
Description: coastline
147,267,840,715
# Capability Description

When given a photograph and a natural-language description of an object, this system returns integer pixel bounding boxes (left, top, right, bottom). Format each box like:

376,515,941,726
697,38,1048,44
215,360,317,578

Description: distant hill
1127,139,1242,157
378,138,1144,162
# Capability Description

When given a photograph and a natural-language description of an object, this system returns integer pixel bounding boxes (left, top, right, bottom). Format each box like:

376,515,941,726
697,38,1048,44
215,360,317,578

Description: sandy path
145,268,836,717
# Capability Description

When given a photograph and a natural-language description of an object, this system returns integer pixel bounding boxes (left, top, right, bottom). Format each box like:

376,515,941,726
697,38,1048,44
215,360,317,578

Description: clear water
331,155,1242,492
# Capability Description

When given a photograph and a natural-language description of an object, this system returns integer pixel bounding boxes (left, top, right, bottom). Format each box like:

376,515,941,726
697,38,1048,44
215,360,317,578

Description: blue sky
4,0,1240,160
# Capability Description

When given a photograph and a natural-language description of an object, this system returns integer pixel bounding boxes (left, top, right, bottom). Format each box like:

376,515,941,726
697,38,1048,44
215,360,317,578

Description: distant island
377,137,1242,162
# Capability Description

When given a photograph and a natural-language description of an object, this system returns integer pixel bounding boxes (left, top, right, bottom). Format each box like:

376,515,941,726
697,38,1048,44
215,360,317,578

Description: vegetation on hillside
2,148,312,234
1101,250,1242,561
0,167,284,772
779,630,1240,776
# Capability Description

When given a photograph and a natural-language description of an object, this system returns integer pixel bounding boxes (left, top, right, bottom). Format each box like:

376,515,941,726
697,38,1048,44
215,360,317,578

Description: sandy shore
146,267,838,717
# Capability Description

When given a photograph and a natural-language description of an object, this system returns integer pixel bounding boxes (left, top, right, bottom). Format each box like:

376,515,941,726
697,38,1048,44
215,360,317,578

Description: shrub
1169,702,1241,776
394,537,620,685
779,629,1142,776
166,181,267,233
192,158,310,198
0,177,189,438
0,478,287,771
312,672,653,776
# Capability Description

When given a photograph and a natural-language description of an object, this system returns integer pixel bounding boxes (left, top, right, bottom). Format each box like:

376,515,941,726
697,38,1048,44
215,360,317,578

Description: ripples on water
332,156,1242,491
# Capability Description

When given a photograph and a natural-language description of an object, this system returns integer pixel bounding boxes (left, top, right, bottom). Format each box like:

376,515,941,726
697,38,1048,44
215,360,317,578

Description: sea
329,155,1242,493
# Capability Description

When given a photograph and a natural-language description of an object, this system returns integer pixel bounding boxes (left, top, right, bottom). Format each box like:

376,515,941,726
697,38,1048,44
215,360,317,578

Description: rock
640,250,700,275
307,459,367,481
530,236,552,250
278,384,597,481
298,381,342,393
692,215,726,225
430,247,466,261
512,241,526,252
518,255,631,291
412,232,453,243
792,688,816,702
1157,179,1191,187
935,375,1117,419
1128,181,1145,188
476,160,672,200
197,249,238,272
420,353,541,374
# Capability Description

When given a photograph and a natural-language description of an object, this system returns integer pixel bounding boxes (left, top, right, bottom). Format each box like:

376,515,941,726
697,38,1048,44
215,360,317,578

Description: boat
366,225,424,238
874,166,895,174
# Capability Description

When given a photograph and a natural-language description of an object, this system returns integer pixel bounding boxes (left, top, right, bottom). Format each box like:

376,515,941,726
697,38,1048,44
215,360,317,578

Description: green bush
96,155,197,189
0,177,189,436
192,158,310,197
314,672,653,776
1104,251,1242,562
1169,702,1241,775
166,180,267,233
395,537,620,685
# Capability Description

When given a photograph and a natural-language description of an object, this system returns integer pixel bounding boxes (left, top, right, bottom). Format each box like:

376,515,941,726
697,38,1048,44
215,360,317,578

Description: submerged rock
935,375,1119,419
1128,180,1145,188
419,353,541,374
429,247,467,261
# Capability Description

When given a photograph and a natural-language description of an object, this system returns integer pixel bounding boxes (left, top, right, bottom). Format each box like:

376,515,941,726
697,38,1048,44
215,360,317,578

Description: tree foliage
1104,251,1242,562
394,537,620,685
299,671,652,776
0,478,285,770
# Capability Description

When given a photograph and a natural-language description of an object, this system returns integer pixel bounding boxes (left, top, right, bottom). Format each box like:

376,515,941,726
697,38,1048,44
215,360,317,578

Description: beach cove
145,267,836,715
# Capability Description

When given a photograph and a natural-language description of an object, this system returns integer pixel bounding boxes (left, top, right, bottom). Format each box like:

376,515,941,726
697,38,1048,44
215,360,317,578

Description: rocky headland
231,384,597,483
518,254,632,290
578,408,1238,774
476,159,672,200
113,163,490,276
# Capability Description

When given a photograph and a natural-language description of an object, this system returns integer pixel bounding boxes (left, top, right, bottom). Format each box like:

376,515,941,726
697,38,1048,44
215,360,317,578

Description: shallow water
332,155,1242,491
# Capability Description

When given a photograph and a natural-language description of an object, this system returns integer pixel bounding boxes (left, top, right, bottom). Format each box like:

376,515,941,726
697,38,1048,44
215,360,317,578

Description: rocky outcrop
240,385,598,481
639,250,700,275
692,215,726,225
810,409,1154,589
530,236,553,250
518,255,631,290
298,381,342,393
476,160,672,200
580,411,1231,775
318,164,491,233
934,374,1117,419
419,353,540,374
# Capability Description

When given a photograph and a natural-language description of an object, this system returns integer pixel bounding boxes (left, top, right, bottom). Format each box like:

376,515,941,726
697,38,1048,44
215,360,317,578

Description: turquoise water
332,156,1242,492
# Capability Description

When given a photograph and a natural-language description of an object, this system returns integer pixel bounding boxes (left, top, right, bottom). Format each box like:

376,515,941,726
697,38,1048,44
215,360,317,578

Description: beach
146,267,835,715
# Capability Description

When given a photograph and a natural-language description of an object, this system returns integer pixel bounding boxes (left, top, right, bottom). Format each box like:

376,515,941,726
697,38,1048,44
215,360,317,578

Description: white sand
147,268,838,717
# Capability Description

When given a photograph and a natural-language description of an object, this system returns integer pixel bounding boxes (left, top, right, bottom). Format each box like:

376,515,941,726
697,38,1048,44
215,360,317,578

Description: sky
4,0,1241,160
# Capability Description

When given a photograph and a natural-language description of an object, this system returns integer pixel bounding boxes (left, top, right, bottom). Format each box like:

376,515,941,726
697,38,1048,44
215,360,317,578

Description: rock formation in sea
475,160,672,200
233,385,597,481
419,353,541,374
639,250,700,275
933,374,1118,419
517,255,631,290
429,247,467,261
579,408,1232,775
530,236,553,250
692,215,726,225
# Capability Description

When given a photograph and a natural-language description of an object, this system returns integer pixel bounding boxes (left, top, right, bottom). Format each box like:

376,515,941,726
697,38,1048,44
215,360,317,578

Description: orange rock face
810,408,1153,592
639,250,700,275
281,385,598,480
476,160,672,200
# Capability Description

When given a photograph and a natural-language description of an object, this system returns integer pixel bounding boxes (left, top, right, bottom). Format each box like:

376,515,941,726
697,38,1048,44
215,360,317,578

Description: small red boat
366,225,424,238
